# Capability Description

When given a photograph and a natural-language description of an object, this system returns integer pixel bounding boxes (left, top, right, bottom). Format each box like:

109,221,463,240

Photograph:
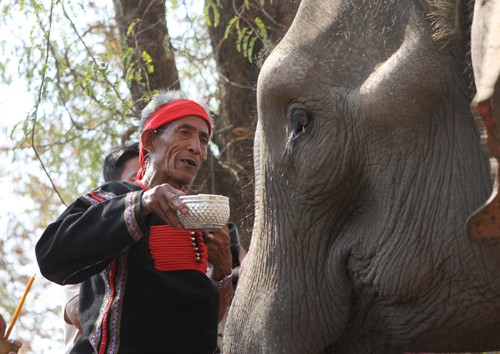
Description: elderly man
36,90,233,354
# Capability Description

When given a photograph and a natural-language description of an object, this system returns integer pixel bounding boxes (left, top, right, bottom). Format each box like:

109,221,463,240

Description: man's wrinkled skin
224,0,500,353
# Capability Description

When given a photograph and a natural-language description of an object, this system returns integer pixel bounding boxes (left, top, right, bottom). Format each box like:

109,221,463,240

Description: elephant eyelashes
290,108,312,139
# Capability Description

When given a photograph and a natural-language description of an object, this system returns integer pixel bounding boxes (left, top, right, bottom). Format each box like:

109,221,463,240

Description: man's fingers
166,195,189,216
142,184,190,228
157,200,184,229
156,186,190,218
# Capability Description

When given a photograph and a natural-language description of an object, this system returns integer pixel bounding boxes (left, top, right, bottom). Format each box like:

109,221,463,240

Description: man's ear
141,129,156,154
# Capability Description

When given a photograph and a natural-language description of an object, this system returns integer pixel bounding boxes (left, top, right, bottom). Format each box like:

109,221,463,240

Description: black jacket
36,181,218,354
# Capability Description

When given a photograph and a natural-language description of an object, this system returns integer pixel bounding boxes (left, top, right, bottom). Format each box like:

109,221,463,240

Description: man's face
149,115,210,188
120,156,140,182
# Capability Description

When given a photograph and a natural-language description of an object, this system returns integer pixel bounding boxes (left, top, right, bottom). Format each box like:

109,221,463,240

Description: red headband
135,99,212,181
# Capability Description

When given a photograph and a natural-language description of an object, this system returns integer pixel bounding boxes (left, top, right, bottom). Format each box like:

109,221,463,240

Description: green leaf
254,17,268,41
126,18,141,37
247,36,257,63
204,0,220,28
223,16,238,40
141,50,154,74
2,5,10,18
242,28,253,58
236,25,248,53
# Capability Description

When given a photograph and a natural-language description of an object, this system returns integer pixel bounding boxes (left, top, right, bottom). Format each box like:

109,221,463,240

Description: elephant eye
291,108,312,139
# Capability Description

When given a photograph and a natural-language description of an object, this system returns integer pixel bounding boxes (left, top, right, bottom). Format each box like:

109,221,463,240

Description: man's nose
188,136,202,153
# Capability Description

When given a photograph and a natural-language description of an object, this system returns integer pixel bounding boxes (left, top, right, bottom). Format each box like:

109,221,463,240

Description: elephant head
225,0,500,353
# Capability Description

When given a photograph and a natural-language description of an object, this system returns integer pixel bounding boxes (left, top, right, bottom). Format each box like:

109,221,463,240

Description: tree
0,0,298,351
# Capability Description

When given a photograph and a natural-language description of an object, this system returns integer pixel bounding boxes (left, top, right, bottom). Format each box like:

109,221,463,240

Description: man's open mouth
180,158,197,168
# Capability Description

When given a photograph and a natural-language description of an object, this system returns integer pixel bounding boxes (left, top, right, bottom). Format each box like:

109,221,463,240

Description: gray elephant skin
224,0,500,353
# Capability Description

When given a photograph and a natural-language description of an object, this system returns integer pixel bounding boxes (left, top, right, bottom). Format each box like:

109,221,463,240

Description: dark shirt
36,182,219,354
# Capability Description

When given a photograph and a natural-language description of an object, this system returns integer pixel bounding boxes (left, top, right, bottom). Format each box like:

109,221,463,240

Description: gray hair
139,90,212,132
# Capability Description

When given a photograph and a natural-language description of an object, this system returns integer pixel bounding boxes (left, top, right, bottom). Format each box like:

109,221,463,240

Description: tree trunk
204,0,300,246
113,0,180,115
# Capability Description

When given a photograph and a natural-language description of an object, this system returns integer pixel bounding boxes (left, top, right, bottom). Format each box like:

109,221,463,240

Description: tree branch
31,0,67,206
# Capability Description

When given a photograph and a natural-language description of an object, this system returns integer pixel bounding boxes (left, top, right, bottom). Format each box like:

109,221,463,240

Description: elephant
224,0,500,353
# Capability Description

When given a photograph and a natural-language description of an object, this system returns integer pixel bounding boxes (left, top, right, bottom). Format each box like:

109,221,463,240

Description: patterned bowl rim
179,194,229,202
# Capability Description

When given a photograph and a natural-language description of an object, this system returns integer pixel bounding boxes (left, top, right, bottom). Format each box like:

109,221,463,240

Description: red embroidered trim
89,191,105,203
98,258,117,354
136,180,149,191
149,225,208,273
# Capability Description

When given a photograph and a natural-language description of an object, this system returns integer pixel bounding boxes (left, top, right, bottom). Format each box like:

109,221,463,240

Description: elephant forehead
285,0,342,44
261,1,412,89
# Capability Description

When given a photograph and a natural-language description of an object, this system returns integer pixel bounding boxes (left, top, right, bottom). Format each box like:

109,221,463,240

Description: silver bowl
177,194,230,231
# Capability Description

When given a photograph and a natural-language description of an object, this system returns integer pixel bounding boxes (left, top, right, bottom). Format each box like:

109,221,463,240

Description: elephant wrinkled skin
224,0,500,353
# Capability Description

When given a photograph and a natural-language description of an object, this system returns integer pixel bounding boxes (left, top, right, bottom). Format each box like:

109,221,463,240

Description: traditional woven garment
36,181,219,354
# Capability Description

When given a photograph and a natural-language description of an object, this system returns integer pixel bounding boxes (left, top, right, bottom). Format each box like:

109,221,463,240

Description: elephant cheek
225,224,353,353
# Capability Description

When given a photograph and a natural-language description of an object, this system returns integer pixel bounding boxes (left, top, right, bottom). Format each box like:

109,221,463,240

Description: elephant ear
466,0,500,243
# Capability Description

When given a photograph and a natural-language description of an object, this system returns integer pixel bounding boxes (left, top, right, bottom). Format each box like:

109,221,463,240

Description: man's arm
36,184,148,285
206,226,234,321
63,284,82,340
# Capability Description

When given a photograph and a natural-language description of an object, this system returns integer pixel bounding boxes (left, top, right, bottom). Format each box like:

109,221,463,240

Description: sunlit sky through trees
0,1,209,352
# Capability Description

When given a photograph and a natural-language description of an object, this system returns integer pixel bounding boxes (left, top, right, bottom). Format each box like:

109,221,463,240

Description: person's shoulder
97,181,142,196
79,181,141,205
102,180,141,191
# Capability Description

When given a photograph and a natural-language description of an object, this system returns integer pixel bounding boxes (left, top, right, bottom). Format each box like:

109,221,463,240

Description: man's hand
206,225,232,280
140,183,188,228
64,296,83,340
0,314,22,353
206,225,234,321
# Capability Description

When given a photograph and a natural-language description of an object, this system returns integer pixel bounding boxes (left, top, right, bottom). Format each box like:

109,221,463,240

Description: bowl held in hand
177,194,230,231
